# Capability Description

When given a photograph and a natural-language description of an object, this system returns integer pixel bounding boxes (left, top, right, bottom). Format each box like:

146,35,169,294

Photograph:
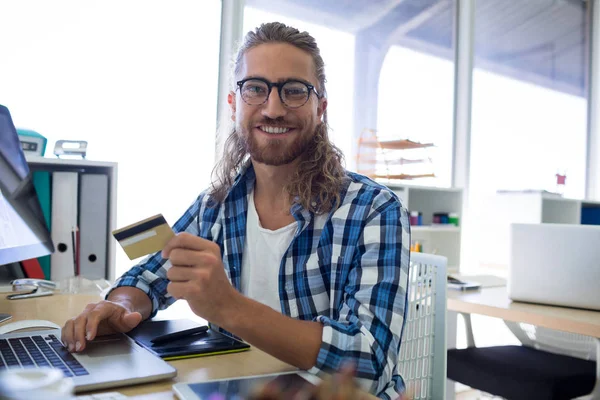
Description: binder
50,171,78,281
127,319,250,361
21,258,45,279
78,173,109,280
32,171,52,279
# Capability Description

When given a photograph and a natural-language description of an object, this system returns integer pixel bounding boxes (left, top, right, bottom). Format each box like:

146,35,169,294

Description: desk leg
446,310,458,400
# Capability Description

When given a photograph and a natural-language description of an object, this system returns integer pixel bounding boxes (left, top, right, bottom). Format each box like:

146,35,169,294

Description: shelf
412,225,460,233
359,139,435,150
374,173,436,180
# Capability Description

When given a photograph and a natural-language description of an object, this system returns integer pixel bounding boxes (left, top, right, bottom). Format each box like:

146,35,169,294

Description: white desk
447,286,600,337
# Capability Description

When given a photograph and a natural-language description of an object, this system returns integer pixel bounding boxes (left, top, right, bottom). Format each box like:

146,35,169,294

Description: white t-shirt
240,190,296,313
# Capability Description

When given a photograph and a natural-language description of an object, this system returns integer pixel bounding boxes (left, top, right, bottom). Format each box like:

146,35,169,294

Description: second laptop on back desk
509,223,600,311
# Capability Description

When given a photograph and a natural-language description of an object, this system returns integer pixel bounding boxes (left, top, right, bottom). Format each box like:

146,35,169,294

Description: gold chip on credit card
112,214,175,260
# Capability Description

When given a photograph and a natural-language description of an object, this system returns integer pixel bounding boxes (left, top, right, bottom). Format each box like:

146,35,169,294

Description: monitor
0,104,54,266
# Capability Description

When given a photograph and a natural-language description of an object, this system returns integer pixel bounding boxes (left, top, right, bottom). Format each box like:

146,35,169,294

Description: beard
238,118,316,166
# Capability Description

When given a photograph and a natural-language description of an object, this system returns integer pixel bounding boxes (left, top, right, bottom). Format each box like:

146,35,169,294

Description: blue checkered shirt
110,164,410,399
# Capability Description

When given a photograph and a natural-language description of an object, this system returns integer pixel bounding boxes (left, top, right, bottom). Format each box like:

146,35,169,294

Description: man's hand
61,300,143,353
162,232,241,326
250,363,413,400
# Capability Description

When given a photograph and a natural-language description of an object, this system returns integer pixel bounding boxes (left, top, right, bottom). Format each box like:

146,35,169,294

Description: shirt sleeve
105,193,207,317
308,198,410,399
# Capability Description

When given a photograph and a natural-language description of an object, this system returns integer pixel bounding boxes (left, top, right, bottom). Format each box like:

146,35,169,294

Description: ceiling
246,0,589,97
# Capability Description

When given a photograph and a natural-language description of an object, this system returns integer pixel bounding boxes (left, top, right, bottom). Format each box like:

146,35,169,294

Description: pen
150,325,209,345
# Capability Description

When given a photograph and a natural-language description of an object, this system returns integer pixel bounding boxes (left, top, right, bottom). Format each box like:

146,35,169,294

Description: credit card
112,214,175,260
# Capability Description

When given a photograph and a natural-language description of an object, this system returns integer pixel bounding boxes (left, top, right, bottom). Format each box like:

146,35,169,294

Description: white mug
0,367,74,400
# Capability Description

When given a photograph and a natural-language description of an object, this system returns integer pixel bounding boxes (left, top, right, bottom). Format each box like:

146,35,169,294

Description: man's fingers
162,232,218,258
109,311,143,332
167,282,188,300
60,318,75,349
72,313,89,352
167,265,190,282
84,303,122,342
168,249,219,270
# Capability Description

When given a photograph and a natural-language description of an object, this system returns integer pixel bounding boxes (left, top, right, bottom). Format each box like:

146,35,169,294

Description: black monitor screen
0,105,54,265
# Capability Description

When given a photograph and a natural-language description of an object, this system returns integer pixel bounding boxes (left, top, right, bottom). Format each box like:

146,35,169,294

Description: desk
445,286,600,400
1,294,296,399
447,286,600,337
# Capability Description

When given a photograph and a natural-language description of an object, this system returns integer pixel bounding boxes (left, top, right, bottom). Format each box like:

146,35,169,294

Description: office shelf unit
356,129,436,181
386,183,463,273
26,156,118,281
478,190,600,270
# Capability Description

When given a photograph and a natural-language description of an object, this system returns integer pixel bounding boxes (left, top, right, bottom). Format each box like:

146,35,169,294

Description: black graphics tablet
126,319,250,360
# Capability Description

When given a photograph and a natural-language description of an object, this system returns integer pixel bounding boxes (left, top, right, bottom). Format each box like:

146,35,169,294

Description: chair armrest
575,338,600,400
459,312,476,348
589,338,600,398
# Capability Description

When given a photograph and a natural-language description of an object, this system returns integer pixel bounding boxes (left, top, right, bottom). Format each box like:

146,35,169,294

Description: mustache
254,117,298,127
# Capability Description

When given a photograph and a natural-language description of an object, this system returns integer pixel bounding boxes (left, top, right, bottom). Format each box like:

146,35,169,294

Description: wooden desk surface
447,286,600,338
1,294,296,399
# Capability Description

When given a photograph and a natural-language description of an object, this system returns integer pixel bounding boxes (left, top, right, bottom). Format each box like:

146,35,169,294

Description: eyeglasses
236,77,321,109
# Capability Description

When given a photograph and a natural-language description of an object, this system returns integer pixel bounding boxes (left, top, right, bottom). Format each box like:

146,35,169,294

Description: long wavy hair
210,22,346,214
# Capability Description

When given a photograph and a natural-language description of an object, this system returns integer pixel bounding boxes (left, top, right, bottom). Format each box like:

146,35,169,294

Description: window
467,0,589,272
0,0,222,277
375,0,455,188
378,46,455,187
243,7,355,162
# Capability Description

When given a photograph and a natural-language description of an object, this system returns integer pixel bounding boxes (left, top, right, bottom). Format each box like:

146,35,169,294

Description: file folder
21,258,45,279
50,171,78,281
78,173,109,280
32,171,52,279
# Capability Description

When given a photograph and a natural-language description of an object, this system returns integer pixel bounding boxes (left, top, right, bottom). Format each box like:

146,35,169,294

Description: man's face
228,43,327,166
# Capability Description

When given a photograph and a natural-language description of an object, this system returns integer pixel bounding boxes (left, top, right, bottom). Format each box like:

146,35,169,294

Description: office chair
398,252,447,400
448,316,599,400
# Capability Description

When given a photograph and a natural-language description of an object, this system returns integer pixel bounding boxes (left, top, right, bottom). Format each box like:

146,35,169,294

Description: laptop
0,103,176,392
0,328,177,392
508,223,600,311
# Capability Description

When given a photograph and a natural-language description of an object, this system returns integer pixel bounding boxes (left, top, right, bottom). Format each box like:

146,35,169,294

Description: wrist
105,286,152,319
215,289,249,332
109,297,135,313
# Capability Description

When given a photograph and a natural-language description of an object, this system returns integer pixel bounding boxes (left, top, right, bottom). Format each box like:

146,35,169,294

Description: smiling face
227,43,327,166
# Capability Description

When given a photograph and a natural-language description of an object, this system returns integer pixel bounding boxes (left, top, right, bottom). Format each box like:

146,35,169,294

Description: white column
451,0,475,192
587,0,600,200
452,0,475,273
448,1,475,399
215,0,245,163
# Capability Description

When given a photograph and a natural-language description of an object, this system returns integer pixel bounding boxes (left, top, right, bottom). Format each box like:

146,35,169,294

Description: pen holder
58,276,111,295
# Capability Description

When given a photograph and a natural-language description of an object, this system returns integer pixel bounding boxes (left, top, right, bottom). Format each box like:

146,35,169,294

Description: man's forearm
219,293,323,370
107,286,153,320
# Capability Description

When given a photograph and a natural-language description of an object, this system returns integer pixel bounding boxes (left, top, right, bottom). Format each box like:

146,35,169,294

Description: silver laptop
0,328,176,393
509,223,600,311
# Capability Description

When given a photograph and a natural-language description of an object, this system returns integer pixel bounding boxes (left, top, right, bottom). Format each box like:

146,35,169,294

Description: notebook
126,319,250,360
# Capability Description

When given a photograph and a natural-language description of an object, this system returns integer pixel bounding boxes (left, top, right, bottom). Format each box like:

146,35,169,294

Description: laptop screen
0,104,54,265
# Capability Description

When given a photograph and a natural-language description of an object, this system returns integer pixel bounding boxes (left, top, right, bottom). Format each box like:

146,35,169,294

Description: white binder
50,171,79,281
78,173,109,280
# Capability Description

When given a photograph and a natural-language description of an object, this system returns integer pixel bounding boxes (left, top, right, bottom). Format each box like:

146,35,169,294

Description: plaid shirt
110,164,410,399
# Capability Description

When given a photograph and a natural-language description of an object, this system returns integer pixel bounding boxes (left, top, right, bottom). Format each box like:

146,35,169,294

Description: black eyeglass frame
236,77,322,108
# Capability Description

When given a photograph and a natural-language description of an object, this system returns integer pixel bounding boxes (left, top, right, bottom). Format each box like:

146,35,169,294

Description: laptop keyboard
0,333,89,377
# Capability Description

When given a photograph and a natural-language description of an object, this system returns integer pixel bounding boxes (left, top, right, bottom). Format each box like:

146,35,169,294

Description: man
61,22,410,399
